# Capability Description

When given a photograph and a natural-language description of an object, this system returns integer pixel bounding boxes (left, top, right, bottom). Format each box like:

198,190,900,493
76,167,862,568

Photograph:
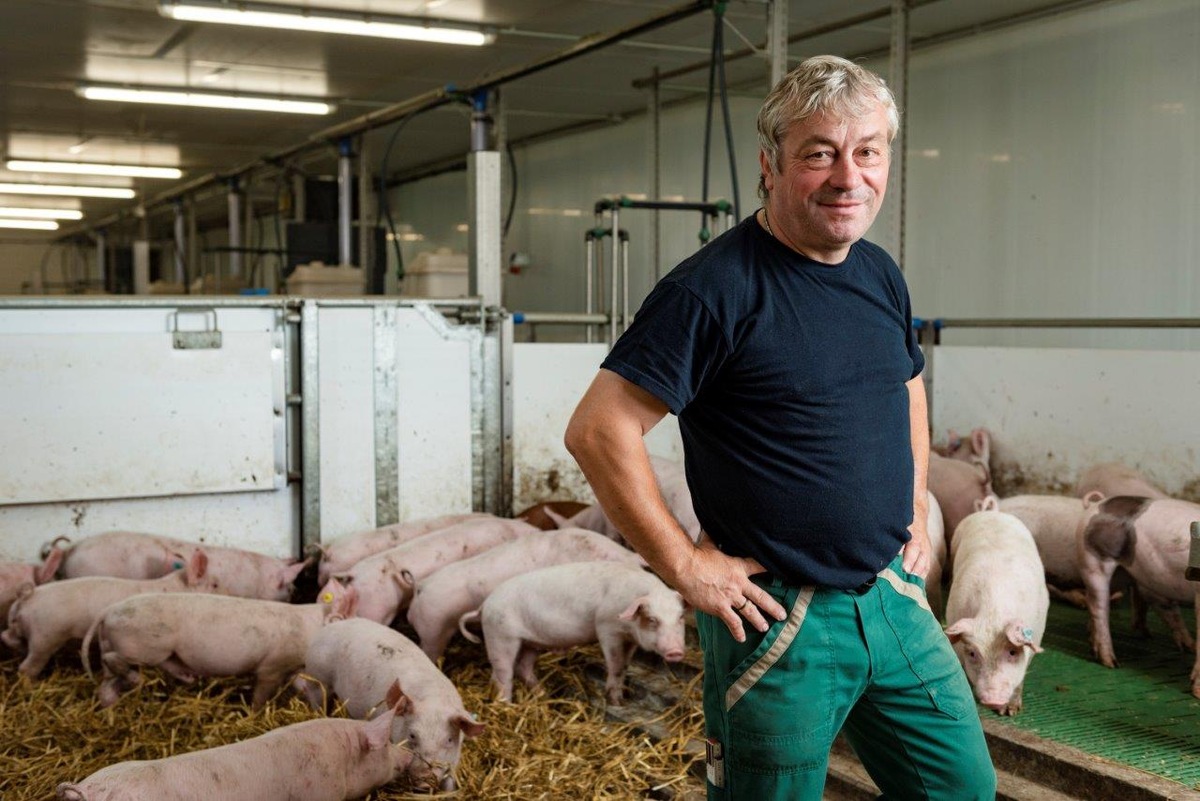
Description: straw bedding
0,638,706,800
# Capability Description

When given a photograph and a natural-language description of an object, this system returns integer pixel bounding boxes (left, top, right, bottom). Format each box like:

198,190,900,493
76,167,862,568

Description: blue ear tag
173,561,185,570
1022,627,1034,642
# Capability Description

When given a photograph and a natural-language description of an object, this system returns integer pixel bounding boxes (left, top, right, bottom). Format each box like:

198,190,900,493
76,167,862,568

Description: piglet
923,491,947,619
943,501,1048,715
407,527,645,661
295,618,484,792
86,578,356,709
47,531,306,601
341,516,537,626
315,512,492,585
56,681,412,801
515,501,589,531
462,561,687,705
2,550,216,678
1078,496,1200,697
0,546,63,629
1074,462,1167,501
556,456,702,543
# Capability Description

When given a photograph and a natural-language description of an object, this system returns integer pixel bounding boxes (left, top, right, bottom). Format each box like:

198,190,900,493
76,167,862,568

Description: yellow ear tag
321,592,334,604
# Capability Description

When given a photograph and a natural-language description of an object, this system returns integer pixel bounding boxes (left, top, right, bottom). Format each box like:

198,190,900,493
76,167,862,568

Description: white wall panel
932,345,1200,496
512,342,683,510
316,307,376,537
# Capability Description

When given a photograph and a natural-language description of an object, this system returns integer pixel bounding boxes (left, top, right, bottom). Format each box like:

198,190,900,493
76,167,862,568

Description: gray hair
757,55,899,197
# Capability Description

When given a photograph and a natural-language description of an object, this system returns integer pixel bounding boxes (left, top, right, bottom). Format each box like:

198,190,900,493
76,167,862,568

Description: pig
923,491,947,619
0,546,63,629
47,531,306,601
928,451,993,542
2,550,216,679
997,493,1105,591
85,578,356,709
56,681,413,801
461,561,687,705
556,455,702,543
943,503,1048,715
294,618,484,792
407,527,645,661
940,427,992,467
1074,462,1168,501
340,516,538,626
1078,496,1200,697
315,512,492,585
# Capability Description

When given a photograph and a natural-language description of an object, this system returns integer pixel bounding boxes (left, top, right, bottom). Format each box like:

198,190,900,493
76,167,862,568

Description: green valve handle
1186,521,1200,581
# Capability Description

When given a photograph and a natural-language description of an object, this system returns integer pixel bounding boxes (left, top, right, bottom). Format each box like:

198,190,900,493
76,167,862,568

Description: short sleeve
601,280,730,415
901,283,925,379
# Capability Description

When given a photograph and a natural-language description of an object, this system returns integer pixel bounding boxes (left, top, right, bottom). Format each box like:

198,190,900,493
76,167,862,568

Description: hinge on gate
170,307,222,350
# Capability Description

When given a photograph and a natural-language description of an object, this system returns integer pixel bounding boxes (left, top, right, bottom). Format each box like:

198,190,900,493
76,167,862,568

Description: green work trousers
697,554,996,800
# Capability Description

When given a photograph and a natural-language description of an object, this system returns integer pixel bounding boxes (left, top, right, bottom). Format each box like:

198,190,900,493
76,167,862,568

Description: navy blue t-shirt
602,215,924,590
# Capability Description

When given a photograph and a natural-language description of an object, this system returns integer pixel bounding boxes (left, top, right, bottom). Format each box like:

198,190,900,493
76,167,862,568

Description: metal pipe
227,179,243,277
609,206,620,345
621,229,630,335
889,0,910,270
358,135,371,289
768,0,788,88
584,233,595,343
513,312,609,325
173,201,186,284
937,318,1200,329
338,137,354,266
95,229,107,292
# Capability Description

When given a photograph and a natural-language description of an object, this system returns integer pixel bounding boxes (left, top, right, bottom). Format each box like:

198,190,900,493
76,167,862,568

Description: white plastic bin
401,249,469,297
285,262,364,297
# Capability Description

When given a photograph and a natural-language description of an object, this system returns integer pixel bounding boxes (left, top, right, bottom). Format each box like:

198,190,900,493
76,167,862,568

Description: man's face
760,103,891,263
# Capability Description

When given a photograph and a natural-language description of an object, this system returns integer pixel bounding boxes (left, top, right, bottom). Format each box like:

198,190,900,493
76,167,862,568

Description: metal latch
170,308,222,350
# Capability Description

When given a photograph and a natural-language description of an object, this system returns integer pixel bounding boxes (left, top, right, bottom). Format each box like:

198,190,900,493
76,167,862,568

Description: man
564,56,996,800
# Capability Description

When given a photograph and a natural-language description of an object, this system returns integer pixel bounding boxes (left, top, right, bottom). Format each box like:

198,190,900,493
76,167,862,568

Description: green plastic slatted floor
984,597,1200,789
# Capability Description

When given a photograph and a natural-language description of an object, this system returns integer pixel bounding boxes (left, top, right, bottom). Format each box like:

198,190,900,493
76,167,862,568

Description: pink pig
1078,496,1200,698
295,618,485,792
943,504,1048,716
48,531,305,601
462,561,687,704
2,550,216,678
1073,462,1167,501
0,547,63,630
556,456,702,544
86,578,357,709
315,512,492,585
56,682,413,801
340,517,537,625
407,527,645,661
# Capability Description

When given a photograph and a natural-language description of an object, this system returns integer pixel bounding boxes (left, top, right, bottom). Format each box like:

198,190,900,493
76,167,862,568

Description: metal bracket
170,307,222,350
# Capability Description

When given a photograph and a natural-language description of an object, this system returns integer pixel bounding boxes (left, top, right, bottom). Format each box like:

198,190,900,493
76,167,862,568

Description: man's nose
827,156,863,190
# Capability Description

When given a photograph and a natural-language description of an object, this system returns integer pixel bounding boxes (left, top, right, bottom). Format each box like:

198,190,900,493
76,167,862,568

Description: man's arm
565,369,786,642
903,373,931,577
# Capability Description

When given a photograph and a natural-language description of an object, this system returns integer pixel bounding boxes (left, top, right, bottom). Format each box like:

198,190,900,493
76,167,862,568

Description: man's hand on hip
902,518,932,579
676,534,788,643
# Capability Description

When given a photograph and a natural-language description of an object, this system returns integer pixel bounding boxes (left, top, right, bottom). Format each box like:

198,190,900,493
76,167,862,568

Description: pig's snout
661,648,685,663
439,774,459,792
977,692,1010,712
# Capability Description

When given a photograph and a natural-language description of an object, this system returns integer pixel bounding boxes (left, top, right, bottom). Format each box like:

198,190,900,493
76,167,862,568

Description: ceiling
0,0,1092,239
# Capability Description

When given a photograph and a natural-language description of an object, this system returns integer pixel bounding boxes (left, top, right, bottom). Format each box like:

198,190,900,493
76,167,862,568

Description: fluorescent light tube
0,219,59,230
0,207,84,220
160,0,492,46
80,85,333,116
0,183,137,199
6,160,183,179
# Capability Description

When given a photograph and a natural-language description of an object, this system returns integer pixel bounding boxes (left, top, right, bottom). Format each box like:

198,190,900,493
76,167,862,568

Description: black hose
716,15,740,220
377,115,416,282
504,140,518,240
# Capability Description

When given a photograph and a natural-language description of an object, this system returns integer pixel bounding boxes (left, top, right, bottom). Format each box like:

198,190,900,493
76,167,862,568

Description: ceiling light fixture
0,219,59,231
0,183,136,199
0,207,84,220
79,85,333,115
6,160,183,179
159,0,494,46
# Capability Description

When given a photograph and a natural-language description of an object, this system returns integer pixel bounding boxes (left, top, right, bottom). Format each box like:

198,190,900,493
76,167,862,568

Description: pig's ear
394,569,416,591
1005,621,1043,653
384,680,413,718
619,596,650,622
544,508,570,528
971,428,991,464
456,713,485,739
37,547,64,584
360,709,394,752
282,561,307,584
1082,490,1106,509
974,495,999,513
946,429,961,451
944,618,975,643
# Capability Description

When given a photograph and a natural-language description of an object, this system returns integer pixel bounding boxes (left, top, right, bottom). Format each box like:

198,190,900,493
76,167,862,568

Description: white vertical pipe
338,138,354,267
889,0,910,270
227,180,243,277
173,201,186,284
769,0,789,87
